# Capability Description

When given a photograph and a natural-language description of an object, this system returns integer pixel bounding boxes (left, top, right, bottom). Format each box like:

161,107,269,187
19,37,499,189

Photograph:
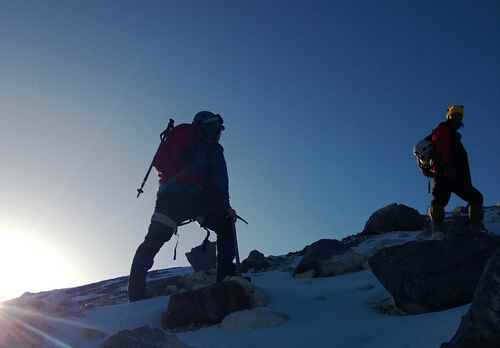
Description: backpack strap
151,212,178,233
173,233,179,260
172,220,211,260
151,211,182,261
201,227,211,251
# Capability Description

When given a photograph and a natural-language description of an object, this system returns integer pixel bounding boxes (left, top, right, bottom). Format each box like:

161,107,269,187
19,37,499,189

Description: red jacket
432,122,453,170
431,121,472,185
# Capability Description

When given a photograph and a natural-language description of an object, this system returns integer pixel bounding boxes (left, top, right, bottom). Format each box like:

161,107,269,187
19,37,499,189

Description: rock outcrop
162,277,266,331
362,203,427,235
369,234,500,314
294,239,366,278
102,326,191,348
441,249,500,348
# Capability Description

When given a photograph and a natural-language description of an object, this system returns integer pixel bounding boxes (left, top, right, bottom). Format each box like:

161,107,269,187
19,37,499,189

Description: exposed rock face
5,268,191,311
240,249,305,274
185,241,216,272
294,239,365,278
369,234,500,314
102,326,191,348
362,203,427,235
147,276,185,298
162,277,265,331
240,250,273,273
441,250,500,348
161,270,216,297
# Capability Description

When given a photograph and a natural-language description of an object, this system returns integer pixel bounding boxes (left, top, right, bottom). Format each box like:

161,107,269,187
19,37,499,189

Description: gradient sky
1,1,499,301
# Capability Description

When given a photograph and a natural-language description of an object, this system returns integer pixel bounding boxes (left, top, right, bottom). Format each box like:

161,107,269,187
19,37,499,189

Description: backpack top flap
154,124,203,182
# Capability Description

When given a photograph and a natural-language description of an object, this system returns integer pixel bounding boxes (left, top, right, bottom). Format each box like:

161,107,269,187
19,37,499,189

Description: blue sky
0,1,499,300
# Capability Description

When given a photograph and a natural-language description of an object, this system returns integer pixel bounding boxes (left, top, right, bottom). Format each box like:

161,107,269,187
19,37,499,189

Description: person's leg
128,221,175,301
128,191,186,302
216,220,237,282
454,184,484,231
430,177,452,239
202,213,236,282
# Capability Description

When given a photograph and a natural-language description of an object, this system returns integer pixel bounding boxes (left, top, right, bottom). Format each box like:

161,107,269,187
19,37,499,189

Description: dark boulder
294,239,365,278
369,234,500,314
240,250,273,273
363,203,427,235
147,275,184,298
161,278,260,331
441,250,500,348
102,326,191,348
240,250,306,274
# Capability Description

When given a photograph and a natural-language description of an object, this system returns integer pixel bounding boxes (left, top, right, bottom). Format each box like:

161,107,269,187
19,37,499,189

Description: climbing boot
469,204,485,235
429,204,446,240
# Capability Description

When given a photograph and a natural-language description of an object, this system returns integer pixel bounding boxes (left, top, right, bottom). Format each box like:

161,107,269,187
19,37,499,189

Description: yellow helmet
446,105,464,122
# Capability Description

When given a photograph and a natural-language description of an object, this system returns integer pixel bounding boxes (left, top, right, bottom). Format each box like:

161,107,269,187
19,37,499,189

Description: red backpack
153,122,205,185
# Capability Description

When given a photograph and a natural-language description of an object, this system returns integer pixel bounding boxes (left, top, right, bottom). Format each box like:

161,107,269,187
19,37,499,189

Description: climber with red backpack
414,105,484,240
128,111,239,302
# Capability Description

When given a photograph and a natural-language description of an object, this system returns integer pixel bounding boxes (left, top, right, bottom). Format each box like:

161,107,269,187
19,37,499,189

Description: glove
225,207,237,223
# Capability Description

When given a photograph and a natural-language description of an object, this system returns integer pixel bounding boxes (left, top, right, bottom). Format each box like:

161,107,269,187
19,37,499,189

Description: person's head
192,111,225,143
446,105,464,130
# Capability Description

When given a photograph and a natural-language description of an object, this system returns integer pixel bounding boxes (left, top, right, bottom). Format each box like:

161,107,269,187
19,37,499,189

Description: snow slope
1,207,499,348
1,267,466,348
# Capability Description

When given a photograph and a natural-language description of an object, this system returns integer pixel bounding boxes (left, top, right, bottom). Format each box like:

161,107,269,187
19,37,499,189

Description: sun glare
0,221,82,302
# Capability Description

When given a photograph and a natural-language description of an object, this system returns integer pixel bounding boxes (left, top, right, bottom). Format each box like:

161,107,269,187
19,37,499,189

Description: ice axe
136,119,175,198
232,214,248,272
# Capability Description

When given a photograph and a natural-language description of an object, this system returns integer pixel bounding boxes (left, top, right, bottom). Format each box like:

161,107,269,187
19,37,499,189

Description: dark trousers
432,178,483,208
431,177,484,224
128,191,236,302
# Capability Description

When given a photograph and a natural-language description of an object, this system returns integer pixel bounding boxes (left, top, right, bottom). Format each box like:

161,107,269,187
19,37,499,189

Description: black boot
128,247,151,302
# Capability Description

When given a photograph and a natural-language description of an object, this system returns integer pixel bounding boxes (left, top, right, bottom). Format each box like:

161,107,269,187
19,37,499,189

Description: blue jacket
158,143,230,209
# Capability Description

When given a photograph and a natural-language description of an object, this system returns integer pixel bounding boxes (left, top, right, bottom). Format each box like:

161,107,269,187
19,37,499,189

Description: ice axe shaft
231,222,241,271
231,214,248,273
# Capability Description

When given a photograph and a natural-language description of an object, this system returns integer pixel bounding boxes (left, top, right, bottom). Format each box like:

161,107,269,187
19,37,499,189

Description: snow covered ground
1,269,467,348
1,207,499,348
188,272,467,348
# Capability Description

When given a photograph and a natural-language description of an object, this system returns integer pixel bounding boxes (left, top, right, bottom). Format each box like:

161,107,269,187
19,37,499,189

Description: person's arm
209,144,231,210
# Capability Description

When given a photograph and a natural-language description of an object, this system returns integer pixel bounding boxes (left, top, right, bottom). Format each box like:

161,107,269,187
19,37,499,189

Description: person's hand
226,207,237,223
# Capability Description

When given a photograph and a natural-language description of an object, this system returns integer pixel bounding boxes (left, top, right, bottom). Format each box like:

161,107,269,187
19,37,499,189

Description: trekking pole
136,119,175,198
236,215,249,225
